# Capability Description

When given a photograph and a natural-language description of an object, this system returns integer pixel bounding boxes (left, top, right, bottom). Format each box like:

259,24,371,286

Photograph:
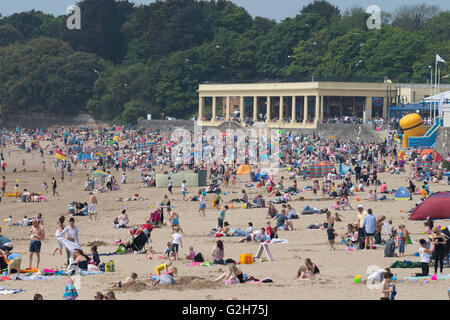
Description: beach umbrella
62,277,78,300
91,170,107,177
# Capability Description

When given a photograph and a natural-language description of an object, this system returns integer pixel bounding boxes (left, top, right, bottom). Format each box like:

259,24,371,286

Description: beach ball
431,274,437,281
241,205,245,208
353,275,361,283
230,204,234,209
223,193,227,195
15,180,19,182
424,280,429,284
356,198,360,202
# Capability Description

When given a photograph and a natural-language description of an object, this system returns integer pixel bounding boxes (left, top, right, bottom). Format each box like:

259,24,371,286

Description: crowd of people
0,123,448,300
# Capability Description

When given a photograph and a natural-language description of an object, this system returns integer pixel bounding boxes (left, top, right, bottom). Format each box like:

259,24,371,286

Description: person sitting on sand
90,245,101,266
163,242,173,258
235,222,254,243
215,264,245,284
295,266,310,280
113,209,129,229
109,272,137,289
72,249,89,271
146,245,157,260
266,204,278,219
217,221,233,235
212,240,225,265
305,258,320,275
185,246,195,260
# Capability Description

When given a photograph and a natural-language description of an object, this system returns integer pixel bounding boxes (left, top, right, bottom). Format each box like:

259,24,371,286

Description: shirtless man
88,192,98,222
28,220,45,268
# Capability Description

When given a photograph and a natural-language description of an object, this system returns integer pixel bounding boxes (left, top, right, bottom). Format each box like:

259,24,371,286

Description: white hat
357,204,363,209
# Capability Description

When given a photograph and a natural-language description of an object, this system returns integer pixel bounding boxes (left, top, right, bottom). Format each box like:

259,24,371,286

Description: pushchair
125,231,149,253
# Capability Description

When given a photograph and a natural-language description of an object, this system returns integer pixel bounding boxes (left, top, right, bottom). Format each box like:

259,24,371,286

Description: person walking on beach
89,192,98,222
1,176,6,196
326,211,336,250
64,218,80,265
28,220,44,269
52,177,59,196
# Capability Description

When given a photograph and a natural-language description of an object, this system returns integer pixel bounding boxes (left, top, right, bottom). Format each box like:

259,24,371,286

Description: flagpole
434,56,438,121
429,67,433,121
438,66,441,117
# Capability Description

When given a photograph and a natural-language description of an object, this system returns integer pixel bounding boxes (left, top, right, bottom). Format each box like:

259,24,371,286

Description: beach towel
270,238,289,244
187,262,202,267
389,261,422,268
403,274,450,281
55,228,82,254
0,288,24,295
15,274,60,281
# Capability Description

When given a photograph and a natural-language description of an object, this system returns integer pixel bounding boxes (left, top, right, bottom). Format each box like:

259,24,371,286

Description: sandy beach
0,139,449,300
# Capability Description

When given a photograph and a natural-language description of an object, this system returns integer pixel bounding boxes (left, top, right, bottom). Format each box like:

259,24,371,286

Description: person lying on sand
215,264,245,284
108,272,137,289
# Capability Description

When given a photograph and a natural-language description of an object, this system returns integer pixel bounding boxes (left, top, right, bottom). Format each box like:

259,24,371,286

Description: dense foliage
0,0,448,124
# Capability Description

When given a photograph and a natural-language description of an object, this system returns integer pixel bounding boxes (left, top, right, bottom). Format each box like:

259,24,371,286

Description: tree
300,0,341,22
0,25,24,47
392,4,440,31
425,11,450,42
0,37,101,116
61,0,128,62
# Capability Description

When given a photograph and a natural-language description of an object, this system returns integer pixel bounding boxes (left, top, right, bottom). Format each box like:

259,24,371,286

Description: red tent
409,192,450,220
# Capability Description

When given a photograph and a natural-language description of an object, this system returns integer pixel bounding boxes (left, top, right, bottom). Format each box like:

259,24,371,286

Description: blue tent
394,187,411,201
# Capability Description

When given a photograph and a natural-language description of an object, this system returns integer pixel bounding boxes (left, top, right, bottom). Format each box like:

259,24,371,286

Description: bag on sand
194,253,204,262
105,260,115,272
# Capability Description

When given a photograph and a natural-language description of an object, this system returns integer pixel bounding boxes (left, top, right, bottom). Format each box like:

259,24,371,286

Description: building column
199,96,204,121
240,96,245,123
314,94,319,124
365,96,372,121
303,96,308,124
212,96,216,123
253,96,258,122
320,95,324,122
225,96,230,121
291,96,296,123
266,97,271,123
279,96,284,123
382,96,388,120
352,97,356,116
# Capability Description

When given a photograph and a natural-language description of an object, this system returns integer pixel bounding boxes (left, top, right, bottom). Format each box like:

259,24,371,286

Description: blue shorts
199,203,206,209
171,243,179,252
29,240,41,253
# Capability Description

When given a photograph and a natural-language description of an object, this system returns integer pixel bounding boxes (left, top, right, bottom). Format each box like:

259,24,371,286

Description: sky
1,0,449,21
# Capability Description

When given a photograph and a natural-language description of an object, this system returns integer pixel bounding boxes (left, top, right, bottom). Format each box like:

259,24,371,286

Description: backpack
194,252,204,262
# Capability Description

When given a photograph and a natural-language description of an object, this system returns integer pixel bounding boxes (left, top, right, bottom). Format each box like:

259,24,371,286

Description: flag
55,150,66,161
436,54,446,63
